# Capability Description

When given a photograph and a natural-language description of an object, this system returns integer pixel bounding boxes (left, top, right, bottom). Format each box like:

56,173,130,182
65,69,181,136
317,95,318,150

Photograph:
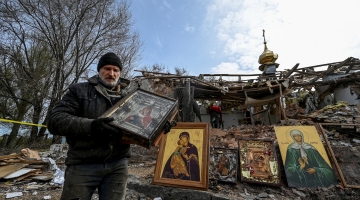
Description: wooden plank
279,84,287,121
318,124,346,186
318,123,360,189
15,170,41,182
0,163,28,178
5,159,49,165
0,153,23,161
283,63,299,78
3,168,36,179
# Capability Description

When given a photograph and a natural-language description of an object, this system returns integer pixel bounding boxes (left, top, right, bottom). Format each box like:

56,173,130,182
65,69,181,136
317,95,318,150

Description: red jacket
209,105,222,113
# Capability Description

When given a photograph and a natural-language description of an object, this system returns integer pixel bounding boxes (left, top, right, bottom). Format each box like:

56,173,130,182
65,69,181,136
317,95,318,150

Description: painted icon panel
238,139,281,186
153,122,209,190
274,126,337,188
209,147,238,184
100,88,178,148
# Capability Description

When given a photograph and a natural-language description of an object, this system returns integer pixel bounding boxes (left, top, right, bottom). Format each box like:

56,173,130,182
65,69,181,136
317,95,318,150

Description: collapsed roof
132,57,360,110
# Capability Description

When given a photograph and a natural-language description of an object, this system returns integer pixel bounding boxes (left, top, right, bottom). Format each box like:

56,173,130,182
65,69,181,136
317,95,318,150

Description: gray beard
104,81,117,88
99,77,119,88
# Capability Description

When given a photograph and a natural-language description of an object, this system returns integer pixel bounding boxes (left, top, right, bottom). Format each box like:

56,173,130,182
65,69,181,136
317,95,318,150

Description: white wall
334,84,360,104
197,104,280,128
195,110,245,128
196,108,279,128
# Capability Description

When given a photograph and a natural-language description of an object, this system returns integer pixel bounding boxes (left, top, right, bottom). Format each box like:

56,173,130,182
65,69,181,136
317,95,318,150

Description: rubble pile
285,103,306,119
304,101,360,124
2,118,360,199
0,149,54,183
210,125,278,149
0,146,68,199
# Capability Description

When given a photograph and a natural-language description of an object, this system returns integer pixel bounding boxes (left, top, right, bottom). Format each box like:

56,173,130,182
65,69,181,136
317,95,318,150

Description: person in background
212,117,224,129
243,108,251,125
219,117,225,129
47,52,172,200
209,103,222,128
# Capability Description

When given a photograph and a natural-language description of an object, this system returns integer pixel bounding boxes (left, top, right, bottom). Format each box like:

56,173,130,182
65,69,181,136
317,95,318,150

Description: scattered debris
5,192,23,199
0,146,68,186
2,105,360,199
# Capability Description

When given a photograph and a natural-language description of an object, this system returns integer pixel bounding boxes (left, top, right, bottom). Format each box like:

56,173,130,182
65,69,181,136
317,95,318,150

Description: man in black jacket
48,52,134,200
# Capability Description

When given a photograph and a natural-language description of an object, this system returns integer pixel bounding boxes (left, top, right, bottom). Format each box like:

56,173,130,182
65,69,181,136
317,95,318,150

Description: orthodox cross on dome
263,29,267,46
258,29,279,73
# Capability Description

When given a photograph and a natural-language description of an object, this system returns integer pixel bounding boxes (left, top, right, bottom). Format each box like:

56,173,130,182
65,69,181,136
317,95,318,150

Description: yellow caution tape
0,118,47,128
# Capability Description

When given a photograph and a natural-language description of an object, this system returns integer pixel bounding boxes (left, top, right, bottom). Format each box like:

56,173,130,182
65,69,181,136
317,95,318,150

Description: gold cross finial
263,29,266,44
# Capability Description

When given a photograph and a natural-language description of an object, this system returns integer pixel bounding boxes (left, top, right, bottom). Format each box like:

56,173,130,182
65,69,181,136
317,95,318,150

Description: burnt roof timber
310,57,354,83
291,75,360,87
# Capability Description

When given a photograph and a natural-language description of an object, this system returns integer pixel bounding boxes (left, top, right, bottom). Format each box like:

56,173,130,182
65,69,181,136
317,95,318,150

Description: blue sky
2,0,360,136
130,0,360,77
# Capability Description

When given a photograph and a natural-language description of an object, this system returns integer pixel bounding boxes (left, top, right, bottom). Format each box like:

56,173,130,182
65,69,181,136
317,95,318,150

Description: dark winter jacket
47,75,131,165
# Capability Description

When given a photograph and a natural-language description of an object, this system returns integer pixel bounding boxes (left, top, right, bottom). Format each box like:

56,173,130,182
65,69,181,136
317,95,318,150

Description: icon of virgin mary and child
125,106,153,128
161,132,200,181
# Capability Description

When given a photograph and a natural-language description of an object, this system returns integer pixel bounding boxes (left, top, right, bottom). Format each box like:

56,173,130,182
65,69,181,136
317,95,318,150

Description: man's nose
109,70,116,76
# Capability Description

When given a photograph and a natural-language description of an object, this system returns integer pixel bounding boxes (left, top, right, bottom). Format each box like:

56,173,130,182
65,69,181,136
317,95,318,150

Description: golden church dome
258,30,278,71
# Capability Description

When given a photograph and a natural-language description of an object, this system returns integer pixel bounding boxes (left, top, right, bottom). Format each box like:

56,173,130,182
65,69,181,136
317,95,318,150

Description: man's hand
163,120,177,134
91,117,122,138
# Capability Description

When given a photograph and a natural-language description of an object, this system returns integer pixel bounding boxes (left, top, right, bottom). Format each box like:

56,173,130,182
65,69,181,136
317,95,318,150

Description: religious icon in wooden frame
152,122,210,190
100,88,178,149
209,147,238,184
238,139,281,186
275,126,337,188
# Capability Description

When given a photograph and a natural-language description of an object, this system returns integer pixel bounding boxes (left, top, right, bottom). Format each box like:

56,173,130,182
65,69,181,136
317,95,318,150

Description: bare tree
174,67,189,76
137,64,189,76
0,37,55,147
139,63,169,73
0,0,142,146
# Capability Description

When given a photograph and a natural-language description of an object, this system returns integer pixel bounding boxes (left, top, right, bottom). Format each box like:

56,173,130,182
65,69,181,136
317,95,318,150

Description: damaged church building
126,30,360,194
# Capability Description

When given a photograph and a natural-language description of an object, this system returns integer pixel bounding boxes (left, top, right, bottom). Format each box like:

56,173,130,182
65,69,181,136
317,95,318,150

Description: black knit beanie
97,52,123,72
